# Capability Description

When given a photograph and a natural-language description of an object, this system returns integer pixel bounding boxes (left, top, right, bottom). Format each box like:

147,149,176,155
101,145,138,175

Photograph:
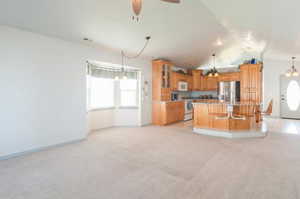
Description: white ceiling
0,0,299,68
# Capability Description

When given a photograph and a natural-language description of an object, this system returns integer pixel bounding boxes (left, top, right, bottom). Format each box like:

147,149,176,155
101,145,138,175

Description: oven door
185,100,193,114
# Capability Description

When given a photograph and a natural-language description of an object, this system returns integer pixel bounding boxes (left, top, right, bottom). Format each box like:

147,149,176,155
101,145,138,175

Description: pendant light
121,36,151,80
207,54,219,77
286,57,299,77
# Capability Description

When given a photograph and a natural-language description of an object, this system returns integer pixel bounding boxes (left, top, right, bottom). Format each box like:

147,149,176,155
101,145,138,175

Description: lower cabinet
152,101,184,125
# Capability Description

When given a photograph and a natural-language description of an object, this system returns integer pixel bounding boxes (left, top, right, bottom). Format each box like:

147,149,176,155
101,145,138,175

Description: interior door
280,75,300,119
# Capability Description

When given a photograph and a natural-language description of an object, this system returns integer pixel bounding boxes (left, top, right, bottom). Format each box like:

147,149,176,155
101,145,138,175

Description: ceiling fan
132,0,180,21
161,0,180,3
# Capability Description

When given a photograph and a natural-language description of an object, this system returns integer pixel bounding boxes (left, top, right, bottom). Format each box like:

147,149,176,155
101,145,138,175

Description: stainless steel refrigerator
218,81,240,103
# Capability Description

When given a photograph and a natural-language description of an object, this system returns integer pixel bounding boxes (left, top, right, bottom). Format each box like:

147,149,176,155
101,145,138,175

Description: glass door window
280,76,300,119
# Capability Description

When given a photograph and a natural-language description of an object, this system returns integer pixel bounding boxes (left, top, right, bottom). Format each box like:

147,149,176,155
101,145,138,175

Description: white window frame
87,76,116,111
87,63,140,111
119,78,139,109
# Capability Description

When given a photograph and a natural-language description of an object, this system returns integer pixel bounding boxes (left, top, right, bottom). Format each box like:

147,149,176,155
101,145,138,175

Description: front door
280,75,300,119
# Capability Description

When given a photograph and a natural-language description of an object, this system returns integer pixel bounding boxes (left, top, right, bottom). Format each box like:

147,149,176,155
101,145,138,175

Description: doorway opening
280,76,300,119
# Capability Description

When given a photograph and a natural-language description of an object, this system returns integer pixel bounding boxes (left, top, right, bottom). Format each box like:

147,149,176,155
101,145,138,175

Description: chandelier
118,36,151,79
286,57,299,77
207,54,219,77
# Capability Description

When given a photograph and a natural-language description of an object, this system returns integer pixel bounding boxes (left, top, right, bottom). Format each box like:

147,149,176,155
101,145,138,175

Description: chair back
264,100,273,115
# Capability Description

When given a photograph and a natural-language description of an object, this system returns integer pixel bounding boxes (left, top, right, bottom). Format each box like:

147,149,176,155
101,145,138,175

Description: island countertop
193,101,262,105
193,102,261,132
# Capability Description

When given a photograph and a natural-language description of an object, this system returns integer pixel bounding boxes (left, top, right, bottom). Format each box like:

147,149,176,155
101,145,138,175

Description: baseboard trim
140,122,153,127
193,128,267,139
0,138,86,161
88,126,114,134
114,125,140,127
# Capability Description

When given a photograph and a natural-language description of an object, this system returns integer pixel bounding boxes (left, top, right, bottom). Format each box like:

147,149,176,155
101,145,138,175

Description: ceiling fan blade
161,0,180,3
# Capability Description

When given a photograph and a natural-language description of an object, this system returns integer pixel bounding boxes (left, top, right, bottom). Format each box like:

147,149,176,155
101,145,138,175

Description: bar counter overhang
193,102,267,138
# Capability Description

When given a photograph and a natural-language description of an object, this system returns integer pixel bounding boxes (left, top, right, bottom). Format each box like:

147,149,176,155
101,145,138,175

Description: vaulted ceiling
0,0,299,68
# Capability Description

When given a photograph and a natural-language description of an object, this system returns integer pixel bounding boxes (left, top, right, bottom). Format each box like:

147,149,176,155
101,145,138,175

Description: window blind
88,63,138,80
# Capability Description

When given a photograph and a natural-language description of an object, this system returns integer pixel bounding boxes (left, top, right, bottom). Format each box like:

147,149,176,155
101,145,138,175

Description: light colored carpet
1,120,300,199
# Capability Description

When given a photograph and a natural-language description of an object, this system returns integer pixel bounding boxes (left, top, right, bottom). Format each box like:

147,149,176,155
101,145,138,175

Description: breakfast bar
193,102,267,138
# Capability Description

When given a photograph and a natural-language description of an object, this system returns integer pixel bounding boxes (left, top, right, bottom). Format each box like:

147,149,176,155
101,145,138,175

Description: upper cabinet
161,64,171,89
201,76,218,91
187,75,193,91
192,70,218,91
192,70,202,91
152,60,173,101
171,71,193,91
217,72,240,82
240,64,262,103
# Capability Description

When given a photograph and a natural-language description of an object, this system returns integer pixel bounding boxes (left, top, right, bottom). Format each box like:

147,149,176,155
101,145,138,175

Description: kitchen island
193,102,267,138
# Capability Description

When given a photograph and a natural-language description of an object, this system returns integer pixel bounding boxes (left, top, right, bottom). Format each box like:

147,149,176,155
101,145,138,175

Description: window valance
87,63,138,80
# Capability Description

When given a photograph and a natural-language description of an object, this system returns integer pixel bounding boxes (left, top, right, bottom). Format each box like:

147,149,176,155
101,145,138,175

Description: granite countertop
193,101,262,106
161,99,217,103
161,100,185,103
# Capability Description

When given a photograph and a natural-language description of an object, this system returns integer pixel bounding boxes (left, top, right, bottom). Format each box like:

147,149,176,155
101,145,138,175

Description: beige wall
0,25,152,158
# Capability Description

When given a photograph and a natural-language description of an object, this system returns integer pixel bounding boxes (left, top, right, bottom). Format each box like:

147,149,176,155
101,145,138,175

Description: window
90,77,114,109
87,62,139,110
120,79,138,107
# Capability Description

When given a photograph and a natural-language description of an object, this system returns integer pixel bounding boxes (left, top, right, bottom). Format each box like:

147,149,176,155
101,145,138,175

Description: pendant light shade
286,57,299,77
132,0,142,17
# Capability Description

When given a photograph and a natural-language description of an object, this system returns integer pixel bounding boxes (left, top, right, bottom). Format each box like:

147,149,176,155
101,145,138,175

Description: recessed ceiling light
215,38,223,46
246,32,252,41
83,38,93,42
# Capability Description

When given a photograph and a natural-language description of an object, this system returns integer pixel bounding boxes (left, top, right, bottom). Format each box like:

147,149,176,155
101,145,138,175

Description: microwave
178,81,188,91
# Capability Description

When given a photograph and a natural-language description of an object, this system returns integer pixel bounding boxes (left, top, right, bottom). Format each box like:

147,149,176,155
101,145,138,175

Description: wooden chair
262,100,273,116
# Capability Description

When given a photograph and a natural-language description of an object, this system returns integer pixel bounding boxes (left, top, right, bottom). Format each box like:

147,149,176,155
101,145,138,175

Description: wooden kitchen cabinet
240,64,262,103
152,60,187,125
200,75,206,90
192,70,218,91
192,70,202,91
152,60,173,101
200,76,218,91
163,101,185,124
171,71,193,91
206,76,218,90
152,101,184,125
187,75,193,91
218,72,240,82
170,72,177,91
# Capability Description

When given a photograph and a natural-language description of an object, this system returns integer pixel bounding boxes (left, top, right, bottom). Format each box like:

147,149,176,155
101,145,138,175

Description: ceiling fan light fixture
132,0,142,19
207,54,219,77
131,0,179,20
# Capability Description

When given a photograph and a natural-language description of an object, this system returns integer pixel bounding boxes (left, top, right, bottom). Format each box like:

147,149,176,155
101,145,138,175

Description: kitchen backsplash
172,91,218,100
191,91,218,98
